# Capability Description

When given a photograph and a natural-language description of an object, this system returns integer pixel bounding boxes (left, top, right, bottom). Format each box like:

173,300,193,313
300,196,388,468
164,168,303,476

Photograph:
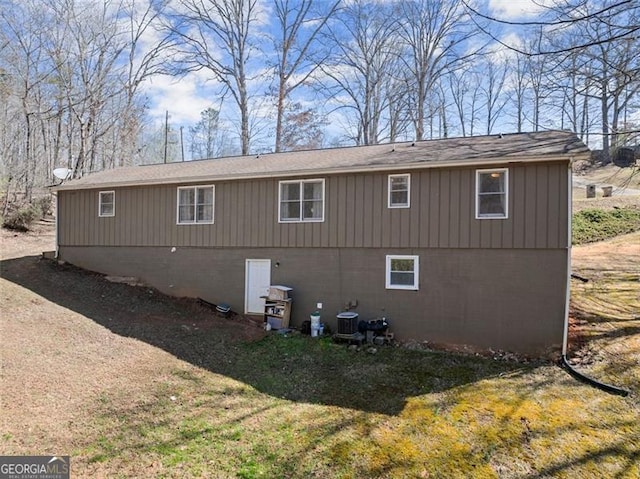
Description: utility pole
164,110,169,164
180,126,185,162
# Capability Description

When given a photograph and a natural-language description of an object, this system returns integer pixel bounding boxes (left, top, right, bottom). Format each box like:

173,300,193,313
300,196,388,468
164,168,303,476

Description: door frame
244,259,271,314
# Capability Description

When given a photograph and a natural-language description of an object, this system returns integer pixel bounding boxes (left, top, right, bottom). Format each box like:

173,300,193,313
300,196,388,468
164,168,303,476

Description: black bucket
301,320,311,335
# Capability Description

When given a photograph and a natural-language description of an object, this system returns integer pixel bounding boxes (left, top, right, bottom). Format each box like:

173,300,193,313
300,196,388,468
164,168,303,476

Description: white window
177,185,214,224
388,174,410,208
476,168,508,219
279,179,325,222
385,255,419,290
98,191,115,217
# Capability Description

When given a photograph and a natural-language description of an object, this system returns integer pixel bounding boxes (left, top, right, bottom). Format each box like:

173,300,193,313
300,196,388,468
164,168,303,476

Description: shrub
573,207,640,244
33,195,53,218
2,204,39,232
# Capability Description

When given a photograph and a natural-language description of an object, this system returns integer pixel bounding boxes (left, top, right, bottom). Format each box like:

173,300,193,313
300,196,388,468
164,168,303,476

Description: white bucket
310,313,321,337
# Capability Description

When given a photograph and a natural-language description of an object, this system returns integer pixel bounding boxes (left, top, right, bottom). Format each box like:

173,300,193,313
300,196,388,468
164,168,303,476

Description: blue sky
138,0,562,157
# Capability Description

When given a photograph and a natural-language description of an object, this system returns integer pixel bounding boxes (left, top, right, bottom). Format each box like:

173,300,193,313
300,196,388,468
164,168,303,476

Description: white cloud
142,73,218,125
500,31,524,51
254,0,272,27
485,32,523,62
488,0,552,19
342,0,395,5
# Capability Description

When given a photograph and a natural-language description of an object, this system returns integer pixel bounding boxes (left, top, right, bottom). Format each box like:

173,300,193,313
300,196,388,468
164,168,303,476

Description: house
52,130,590,354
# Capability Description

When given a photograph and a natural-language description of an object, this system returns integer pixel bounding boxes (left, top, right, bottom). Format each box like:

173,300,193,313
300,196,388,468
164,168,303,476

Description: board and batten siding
57,161,569,250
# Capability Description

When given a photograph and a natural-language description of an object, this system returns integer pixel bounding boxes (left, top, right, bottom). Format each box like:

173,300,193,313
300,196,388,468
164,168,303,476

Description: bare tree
167,0,260,155
321,0,399,145
189,106,234,159
118,0,172,167
479,56,509,135
270,0,340,152
0,0,169,205
525,31,549,132
447,68,470,136
445,64,484,137
467,72,483,136
48,0,131,177
538,1,640,159
587,7,640,156
3,0,54,198
462,0,639,55
464,0,639,156
510,54,530,133
386,64,412,142
542,47,594,140
397,0,478,141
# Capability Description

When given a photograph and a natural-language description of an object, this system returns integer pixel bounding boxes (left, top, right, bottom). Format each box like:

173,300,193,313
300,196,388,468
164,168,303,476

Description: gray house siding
53,131,590,354
57,245,567,353
58,161,569,250
56,160,571,354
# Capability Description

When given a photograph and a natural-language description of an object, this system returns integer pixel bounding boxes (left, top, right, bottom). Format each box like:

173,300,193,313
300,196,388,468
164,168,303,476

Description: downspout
560,159,629,397
54,191,59,259
561,161,572,358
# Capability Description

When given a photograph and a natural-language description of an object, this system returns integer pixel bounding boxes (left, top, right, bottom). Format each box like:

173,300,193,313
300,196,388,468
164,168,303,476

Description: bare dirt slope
569,231,640,387
1,222,263,462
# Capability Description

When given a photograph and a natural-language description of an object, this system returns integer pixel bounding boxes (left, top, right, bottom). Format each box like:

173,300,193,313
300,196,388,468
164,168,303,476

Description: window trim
278,178,325,223
98,190,115,217
475,168,509,219
385,254,419,291
176,185,215,225
388,173,411,208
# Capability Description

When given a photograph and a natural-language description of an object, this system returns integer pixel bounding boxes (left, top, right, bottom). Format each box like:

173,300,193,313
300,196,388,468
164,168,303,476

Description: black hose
560,355,630,397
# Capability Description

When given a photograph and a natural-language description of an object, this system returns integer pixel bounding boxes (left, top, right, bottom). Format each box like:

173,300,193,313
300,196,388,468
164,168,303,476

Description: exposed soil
572,194,640,212
568,231,640,378
1,220,264,458
1,218,56,259
571,230,640,273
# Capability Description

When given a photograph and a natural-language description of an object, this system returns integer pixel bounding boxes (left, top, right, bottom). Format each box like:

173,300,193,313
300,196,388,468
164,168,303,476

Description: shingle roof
53,130,589,190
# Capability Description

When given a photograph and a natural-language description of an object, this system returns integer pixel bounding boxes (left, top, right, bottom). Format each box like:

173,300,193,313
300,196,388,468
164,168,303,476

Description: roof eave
51,152,586,192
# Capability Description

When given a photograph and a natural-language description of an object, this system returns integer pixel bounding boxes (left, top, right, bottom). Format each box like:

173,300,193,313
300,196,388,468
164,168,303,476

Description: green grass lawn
71,229,639,478
2,226,638,478
76,333,639,479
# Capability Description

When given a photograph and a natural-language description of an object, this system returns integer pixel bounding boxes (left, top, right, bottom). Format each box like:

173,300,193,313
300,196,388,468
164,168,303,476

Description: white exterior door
245,259,271,314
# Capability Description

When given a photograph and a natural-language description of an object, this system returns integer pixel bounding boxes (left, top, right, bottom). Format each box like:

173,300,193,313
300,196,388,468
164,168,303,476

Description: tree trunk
275,74,286,153
601,79,610,163
415,87,424,141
